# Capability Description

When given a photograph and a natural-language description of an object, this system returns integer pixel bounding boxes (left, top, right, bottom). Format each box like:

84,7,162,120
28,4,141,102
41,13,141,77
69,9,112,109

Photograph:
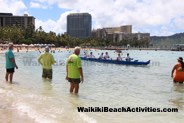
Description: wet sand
0,95,37,123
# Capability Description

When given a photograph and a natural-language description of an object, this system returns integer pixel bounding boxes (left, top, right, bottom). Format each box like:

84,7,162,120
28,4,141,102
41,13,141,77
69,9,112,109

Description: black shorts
6,68,14,73
68,78,81,83
42,69,53,79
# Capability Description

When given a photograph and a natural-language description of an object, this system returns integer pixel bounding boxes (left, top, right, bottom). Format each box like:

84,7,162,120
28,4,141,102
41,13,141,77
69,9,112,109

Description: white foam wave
14,102,57,123
79,113,97,123
0,88,6,94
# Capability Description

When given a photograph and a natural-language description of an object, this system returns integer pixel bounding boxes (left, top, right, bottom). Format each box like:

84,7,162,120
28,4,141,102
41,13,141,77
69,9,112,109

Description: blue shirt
5,50,15,69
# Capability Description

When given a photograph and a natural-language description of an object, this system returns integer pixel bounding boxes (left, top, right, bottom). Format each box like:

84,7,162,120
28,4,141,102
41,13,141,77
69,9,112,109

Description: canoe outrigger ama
80,57,150,65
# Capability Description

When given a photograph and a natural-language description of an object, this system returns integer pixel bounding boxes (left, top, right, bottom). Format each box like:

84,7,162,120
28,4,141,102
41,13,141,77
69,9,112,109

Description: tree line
0,26,149,48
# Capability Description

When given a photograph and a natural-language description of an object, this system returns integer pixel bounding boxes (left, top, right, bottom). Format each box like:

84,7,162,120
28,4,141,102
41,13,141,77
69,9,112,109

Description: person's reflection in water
68,93,85,109
42,78,53,96
169,84,184,109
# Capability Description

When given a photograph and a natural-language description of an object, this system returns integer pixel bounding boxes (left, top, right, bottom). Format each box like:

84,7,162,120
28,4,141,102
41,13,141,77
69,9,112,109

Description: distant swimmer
117,53,122,61
5,43,18,83
38,48,41,53
17,48,19,52
66,47,84,94
38,46,56,80
171,57,184,84
116,49,122,53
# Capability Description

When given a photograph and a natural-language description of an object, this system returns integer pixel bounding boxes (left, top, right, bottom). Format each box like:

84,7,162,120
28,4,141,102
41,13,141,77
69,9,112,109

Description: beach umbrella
29,44,34,47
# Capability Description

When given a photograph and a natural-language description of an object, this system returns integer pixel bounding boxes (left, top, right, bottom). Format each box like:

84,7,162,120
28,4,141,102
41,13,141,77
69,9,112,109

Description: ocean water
0,49,184,123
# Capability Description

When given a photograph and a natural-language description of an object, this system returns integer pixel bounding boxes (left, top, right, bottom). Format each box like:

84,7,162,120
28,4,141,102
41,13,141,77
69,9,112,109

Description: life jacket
173,63,184,82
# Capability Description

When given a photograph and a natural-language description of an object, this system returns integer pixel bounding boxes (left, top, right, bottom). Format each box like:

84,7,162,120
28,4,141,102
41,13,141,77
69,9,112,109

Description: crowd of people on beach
3,43,184,95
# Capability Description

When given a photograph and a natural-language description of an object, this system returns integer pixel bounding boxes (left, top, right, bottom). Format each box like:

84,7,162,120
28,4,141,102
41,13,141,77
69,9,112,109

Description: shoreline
0,47,182,54
0,47,74,54
99,47,173,51
0,88,37,123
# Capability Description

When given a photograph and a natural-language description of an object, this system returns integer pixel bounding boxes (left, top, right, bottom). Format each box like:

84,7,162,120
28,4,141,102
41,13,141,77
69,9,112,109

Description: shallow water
0,50,184,123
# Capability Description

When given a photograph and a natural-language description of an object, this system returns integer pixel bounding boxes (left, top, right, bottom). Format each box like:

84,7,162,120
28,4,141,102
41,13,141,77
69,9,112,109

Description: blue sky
0,0,184,36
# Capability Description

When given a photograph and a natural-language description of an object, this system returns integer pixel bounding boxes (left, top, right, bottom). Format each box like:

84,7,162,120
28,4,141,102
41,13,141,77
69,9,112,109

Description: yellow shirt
38,52,55,69
67,54,82,78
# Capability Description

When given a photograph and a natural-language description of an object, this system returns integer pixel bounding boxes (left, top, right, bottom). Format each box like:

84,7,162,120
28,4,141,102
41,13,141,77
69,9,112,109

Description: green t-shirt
5,50,15,69
67,54,82,79
38,52,55,69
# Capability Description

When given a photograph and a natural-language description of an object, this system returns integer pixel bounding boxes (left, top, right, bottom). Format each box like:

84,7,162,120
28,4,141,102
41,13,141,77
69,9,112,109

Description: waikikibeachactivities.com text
77,107,178,113
22,56,160,67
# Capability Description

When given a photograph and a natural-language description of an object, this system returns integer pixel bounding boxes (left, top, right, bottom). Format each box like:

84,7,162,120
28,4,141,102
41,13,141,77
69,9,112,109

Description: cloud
30,1,47,9
0,0,26,15
37,0,184,36
174,17,184,30
35,11,75,34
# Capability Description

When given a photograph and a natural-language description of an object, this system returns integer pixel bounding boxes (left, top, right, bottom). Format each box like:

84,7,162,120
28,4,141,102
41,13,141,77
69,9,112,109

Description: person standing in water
38,46,55,79
5,43,18,83
66,47,84,94
171,57,184,84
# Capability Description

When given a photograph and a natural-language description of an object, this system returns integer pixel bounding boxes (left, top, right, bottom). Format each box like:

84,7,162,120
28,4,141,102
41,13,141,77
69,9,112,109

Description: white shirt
104,54,110,59
84,53,88,58
126,56,131,61
117,56,122,61
99,54,104,59
88,54,95,58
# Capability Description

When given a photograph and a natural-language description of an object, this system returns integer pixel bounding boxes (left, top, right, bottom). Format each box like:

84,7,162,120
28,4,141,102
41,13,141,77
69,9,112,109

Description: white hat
45,46,50,52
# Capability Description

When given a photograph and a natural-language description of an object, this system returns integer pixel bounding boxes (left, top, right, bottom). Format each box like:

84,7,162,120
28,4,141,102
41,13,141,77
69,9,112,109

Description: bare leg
5,73,9,81
70,83,74,93
74,83,79,94
9,73,14,83
173,80,177,83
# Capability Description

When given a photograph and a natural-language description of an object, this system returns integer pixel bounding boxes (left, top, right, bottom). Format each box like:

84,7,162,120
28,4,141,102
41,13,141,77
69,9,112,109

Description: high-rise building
0,13,35,29
67,13,92,39
92,25,150,43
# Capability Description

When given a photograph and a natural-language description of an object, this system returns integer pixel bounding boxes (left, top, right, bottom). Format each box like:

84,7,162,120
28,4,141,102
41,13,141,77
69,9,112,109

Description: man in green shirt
5,43,18,83
66,47,84,94
38,46,55,79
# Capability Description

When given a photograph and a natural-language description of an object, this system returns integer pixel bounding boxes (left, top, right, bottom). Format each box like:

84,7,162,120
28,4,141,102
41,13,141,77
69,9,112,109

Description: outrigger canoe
80,57,150,65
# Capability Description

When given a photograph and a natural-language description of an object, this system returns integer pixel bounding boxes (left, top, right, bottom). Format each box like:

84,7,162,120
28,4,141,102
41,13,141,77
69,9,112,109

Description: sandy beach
0,47,74,54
